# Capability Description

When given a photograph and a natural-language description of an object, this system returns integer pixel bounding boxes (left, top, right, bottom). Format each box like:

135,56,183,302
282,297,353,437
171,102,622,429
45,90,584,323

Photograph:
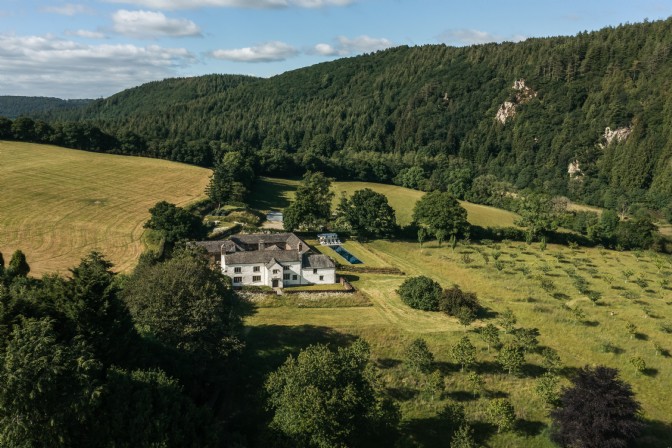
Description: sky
1,0,671,99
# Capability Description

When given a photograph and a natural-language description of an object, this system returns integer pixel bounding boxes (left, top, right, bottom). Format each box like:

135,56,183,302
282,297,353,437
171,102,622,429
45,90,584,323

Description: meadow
249,176,520,228
243,176,672,447
0,141,210,275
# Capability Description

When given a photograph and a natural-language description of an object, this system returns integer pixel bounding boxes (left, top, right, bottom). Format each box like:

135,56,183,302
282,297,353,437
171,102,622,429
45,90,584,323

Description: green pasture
0,141,211,275
244,237,672,447
250,176,520,228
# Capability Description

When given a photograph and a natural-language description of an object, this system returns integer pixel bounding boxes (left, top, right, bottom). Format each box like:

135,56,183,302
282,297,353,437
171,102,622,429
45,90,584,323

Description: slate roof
192,240,240,254
303,253,336,269
224,249,301,265
230,233,309,253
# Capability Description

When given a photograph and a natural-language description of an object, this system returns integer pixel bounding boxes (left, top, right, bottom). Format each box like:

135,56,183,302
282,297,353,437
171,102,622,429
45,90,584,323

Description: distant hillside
0,96,93,118
40,18,672,212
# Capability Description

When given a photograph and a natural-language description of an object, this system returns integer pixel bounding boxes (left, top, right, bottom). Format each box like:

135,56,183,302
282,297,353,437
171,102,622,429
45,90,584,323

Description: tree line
33,17,672,217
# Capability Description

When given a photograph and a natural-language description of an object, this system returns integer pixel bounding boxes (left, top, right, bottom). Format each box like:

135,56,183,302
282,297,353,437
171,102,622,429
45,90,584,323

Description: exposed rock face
495,79,537,124
496,101,516,124
603,126,631,145
568,159,583,179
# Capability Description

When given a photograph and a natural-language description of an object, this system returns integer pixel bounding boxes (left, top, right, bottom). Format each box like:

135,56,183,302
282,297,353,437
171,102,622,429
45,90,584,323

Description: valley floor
244,238,672,447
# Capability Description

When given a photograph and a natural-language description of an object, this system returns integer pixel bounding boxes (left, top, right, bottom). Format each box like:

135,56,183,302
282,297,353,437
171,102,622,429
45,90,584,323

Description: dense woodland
12,17,669,216
0,96,92,119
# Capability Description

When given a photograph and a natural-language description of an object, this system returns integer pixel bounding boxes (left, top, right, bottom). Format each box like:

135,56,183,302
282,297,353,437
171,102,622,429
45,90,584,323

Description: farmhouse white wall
301,268,336,285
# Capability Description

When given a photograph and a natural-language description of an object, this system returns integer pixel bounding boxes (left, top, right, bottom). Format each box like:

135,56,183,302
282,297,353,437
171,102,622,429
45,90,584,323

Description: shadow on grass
247,177,297,211
388,387,419,401
641,419,672,448
401,416,497,448
520,363,547,378
552,292,570,300
582,320,600,327
516,419,547,437
340,273,361,282
558,365,581,379
635,332,649,341
375,358,402,369
643,368,659,377
478,307,499,320
446,390,479,402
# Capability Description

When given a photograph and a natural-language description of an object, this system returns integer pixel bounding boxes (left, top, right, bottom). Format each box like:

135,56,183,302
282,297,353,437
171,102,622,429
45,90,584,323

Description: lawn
0,141,211,275
244,235,672,446
250,176,520,228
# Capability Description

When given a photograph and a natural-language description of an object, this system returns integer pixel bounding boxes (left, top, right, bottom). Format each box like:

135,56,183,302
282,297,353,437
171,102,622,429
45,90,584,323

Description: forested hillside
0,96,92,118
33,18,672,213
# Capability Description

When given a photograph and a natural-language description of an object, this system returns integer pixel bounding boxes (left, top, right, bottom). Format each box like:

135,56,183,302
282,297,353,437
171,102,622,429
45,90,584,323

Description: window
292,275,298,280
313,269,318,274
319,275,324,281
283,274,290,280
253,266,260,272
234,267,241,273
252,275,261,282
233,277,242,283
283,265,290,270
273,269,279,274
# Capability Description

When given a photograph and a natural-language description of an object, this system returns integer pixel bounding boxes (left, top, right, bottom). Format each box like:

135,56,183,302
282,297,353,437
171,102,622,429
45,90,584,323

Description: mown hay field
0,141,210,275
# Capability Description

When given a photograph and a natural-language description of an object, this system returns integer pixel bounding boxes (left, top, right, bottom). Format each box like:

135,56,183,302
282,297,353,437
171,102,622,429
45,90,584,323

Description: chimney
298,242,302,252
258,239,265,251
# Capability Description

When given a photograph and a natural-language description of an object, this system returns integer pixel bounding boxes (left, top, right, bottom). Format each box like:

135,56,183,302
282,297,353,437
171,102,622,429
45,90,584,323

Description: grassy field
249,176,520,228
0,141,210,275
243,176,672,446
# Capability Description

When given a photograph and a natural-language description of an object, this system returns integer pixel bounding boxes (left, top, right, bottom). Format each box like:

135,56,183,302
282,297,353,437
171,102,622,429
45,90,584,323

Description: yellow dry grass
0,141,210,275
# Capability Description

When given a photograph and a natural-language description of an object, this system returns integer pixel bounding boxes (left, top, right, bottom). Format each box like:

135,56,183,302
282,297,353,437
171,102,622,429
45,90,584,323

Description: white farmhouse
195,233,336,288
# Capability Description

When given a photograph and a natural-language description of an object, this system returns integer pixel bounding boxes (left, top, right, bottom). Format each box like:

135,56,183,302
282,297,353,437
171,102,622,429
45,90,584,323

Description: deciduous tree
283,171,335,231
404,338,435,373
413,191,469,240
550,366,642,448
265,339,400,448
339,188,397,238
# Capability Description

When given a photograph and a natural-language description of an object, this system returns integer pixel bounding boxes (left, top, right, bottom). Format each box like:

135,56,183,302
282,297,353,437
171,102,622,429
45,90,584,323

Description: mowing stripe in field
0,141,211,275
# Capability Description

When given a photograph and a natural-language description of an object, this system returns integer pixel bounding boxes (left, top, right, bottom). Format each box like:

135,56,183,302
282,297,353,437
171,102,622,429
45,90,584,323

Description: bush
226,210,262,226
397,276,442,311
438,285,480,317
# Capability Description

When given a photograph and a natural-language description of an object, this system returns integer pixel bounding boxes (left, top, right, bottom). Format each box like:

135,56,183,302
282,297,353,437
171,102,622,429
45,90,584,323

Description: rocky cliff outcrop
495,79,537,124
603,126,631,145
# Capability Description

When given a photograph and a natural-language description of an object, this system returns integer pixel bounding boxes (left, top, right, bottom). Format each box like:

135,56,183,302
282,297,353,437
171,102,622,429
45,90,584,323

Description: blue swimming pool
332,245,363,264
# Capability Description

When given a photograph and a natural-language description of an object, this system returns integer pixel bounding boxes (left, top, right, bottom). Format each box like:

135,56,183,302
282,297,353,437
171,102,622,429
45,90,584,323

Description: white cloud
0,33,196,98
112,10,201,38
65,29,107,39
439,29,527,46
41,3,93,16
313,35,393,56
105,0,352,10
211,41,298,62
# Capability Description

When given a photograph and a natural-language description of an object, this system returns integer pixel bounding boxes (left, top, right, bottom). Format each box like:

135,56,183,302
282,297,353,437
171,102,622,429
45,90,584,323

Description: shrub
397,276,442,311
404,338,434,373
439,285,480,317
